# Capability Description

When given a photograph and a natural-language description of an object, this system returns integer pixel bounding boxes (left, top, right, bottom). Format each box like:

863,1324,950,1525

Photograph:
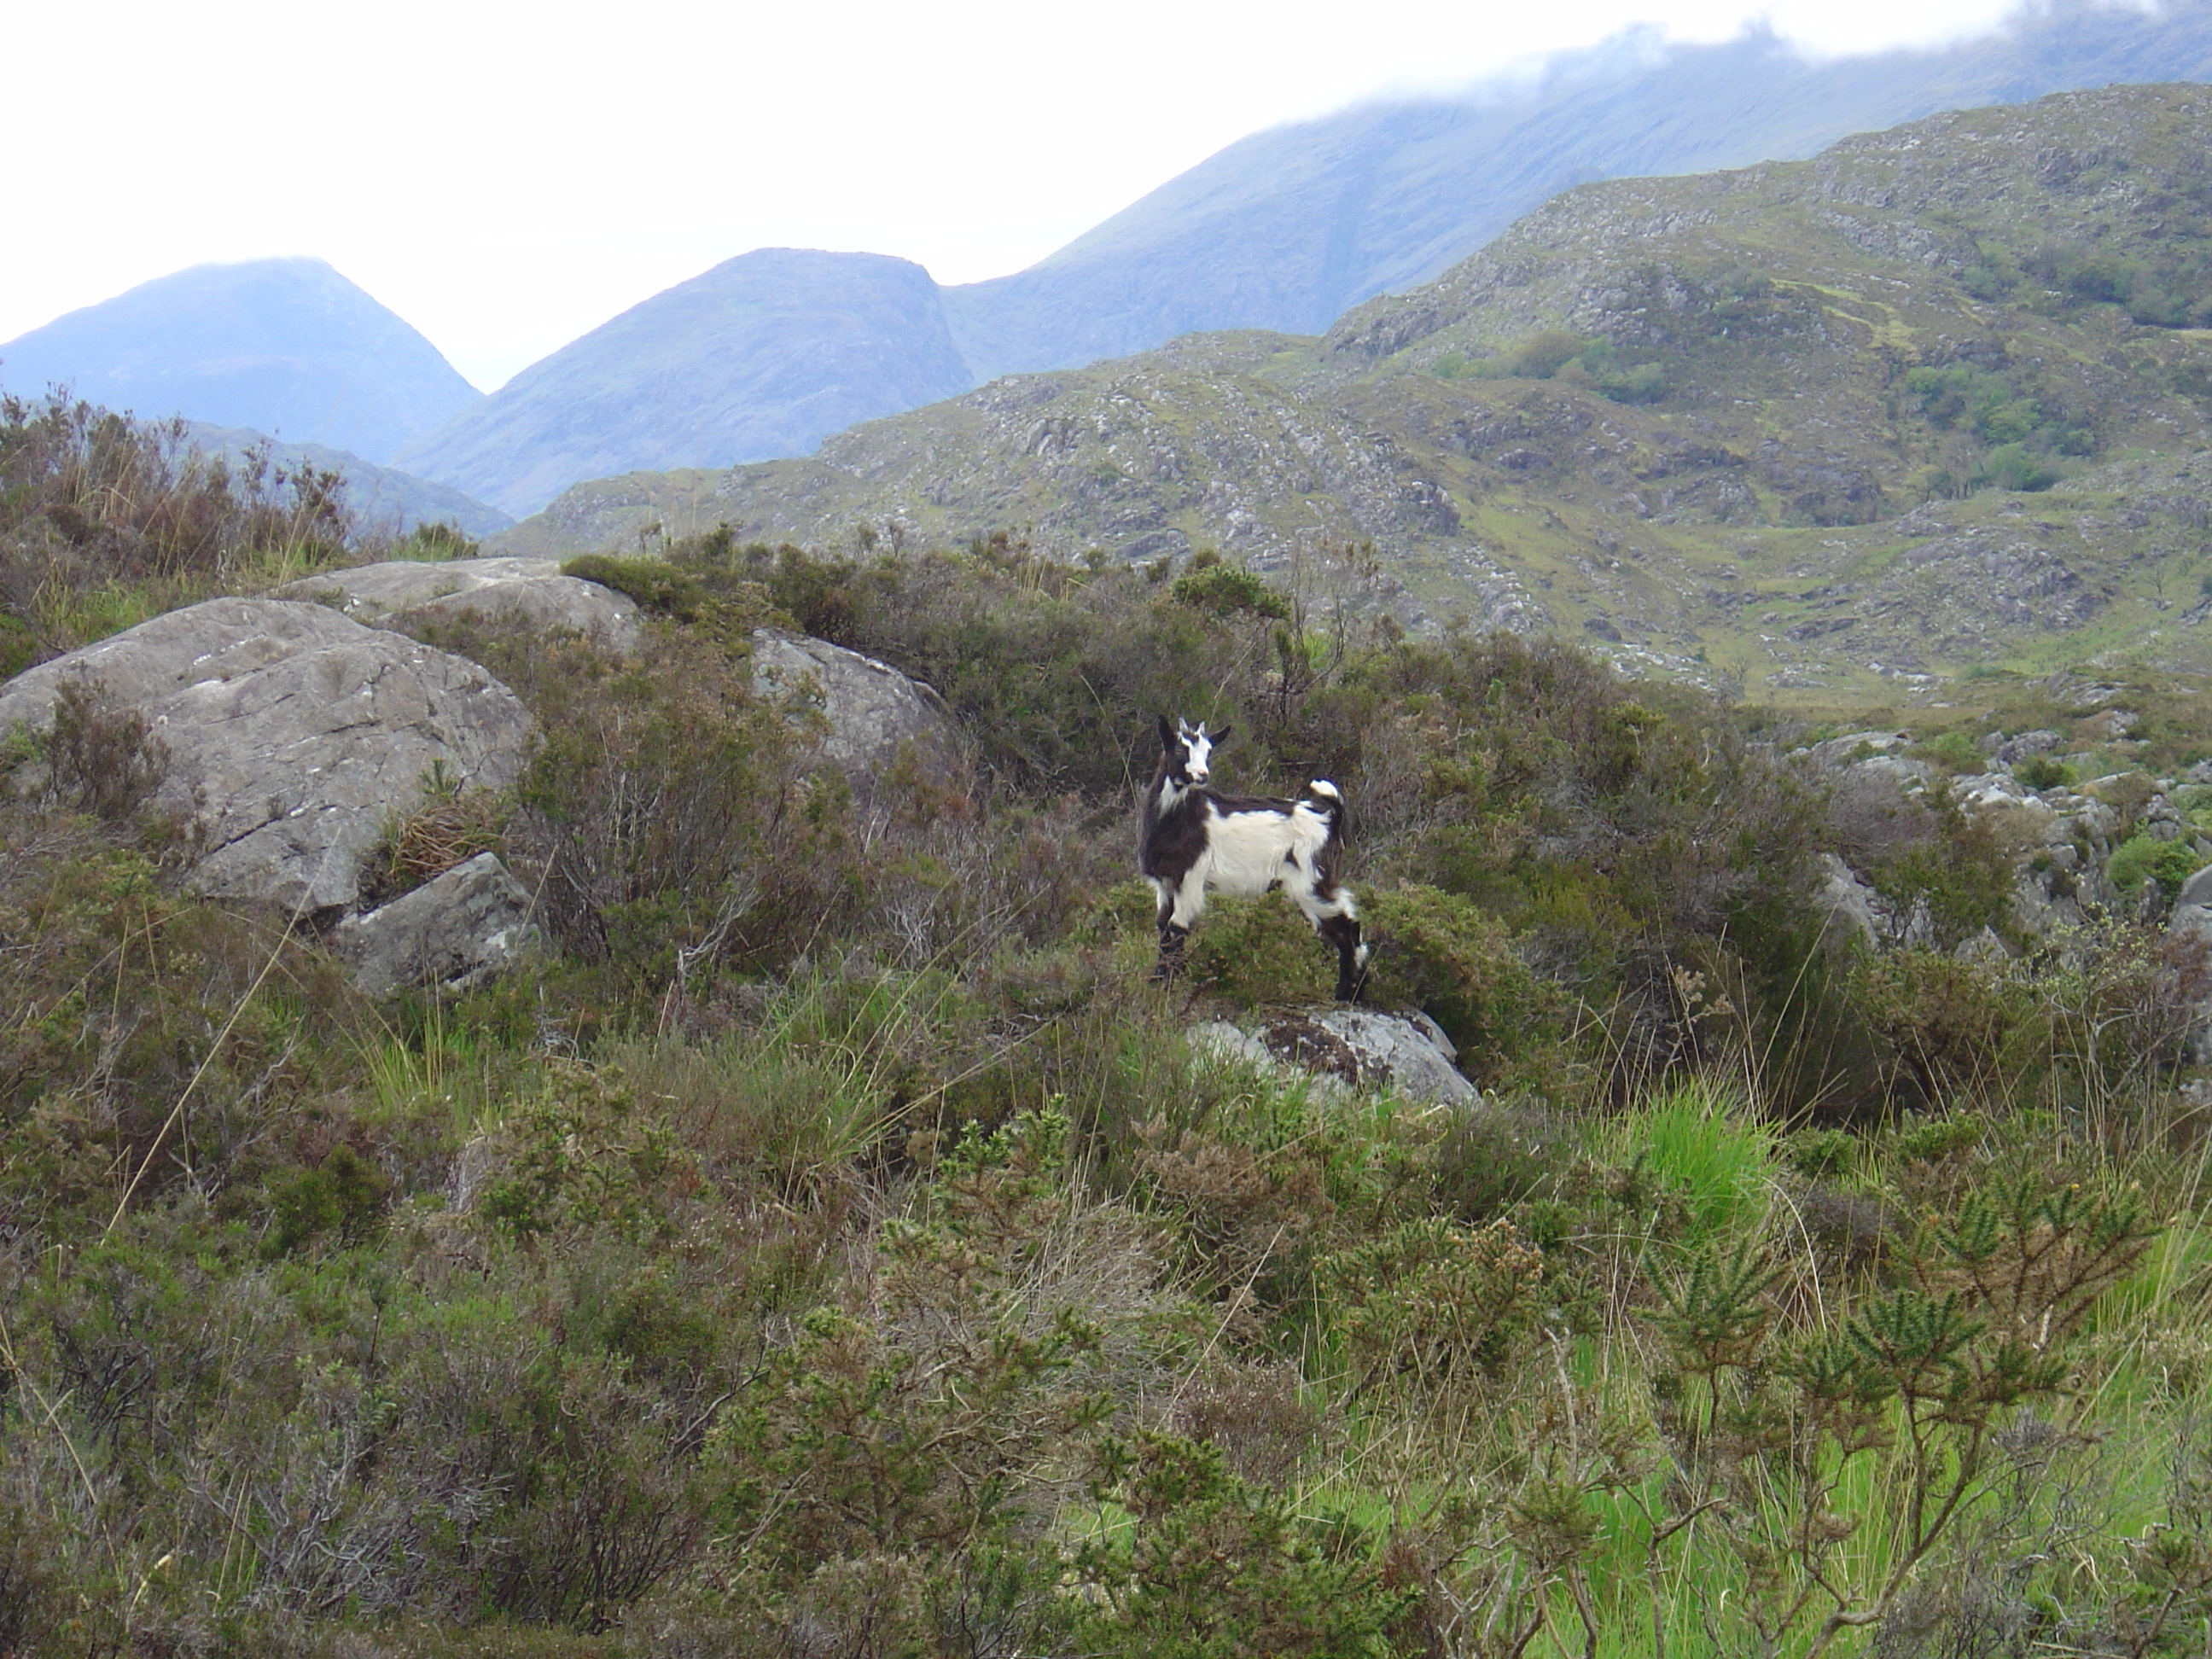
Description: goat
1140,716,1370,1001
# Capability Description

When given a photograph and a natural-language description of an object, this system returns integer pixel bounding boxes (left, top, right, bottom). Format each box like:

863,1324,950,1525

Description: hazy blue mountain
0,259,481,464
178,422,512,540
393,250,974,517
942,0,2212,379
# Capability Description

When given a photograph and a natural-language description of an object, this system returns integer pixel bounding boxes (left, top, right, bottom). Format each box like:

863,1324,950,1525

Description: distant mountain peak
0,258,480,464
393,247,973,518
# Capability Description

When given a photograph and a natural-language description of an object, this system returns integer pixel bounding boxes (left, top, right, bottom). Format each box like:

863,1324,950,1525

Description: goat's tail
1301,778,1345,823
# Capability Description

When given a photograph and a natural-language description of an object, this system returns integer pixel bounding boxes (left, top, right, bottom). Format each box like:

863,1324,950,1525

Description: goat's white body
1151,789,1355,931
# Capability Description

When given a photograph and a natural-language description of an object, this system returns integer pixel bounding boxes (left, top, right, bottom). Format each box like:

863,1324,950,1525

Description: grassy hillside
19,434,2212,1650
501,84,2212,707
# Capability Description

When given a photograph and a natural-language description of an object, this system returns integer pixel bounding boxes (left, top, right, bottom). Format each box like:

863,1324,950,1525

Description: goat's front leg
1150,880,1185,983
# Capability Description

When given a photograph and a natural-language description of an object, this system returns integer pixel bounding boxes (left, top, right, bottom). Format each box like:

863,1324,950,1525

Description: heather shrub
0,393,357,661
1360,881,1559,1078
1070,1432,1410,1659
1319,1215,1548,1394
37,672,172,822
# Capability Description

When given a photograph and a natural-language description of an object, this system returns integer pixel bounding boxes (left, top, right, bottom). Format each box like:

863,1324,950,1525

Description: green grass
1610,1080,1777,1247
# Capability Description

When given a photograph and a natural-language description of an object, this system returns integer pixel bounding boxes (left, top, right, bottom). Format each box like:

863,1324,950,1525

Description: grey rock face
2180,864,2212,912
1813,853,1880,947
329,853,538,997
1792,731,1912,771
276,557,640,654
0,598,533,914
1190,1007,1476,1105
1994,730,2066,764
749,629,955,781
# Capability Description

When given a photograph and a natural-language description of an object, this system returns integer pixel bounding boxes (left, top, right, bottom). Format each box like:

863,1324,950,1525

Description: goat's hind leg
1294,881,1371,1003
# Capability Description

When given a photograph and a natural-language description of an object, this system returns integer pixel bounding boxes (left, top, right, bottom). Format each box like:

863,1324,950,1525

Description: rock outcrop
276,556,640,654
1191,1007,1476,1105
329,853,538,997
749,629,957,781
0,598,533,915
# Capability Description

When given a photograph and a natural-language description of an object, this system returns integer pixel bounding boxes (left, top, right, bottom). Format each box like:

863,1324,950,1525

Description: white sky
6,0,2048,390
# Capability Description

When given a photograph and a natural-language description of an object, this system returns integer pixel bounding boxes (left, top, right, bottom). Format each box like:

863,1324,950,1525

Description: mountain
391,251,974,518
178,423,511,540
495,84,2212,704
410,0,2212,515
0,259,480,464
941,0,2212,381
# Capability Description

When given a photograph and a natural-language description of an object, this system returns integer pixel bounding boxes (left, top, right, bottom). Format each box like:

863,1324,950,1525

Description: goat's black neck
1144,759,1205,825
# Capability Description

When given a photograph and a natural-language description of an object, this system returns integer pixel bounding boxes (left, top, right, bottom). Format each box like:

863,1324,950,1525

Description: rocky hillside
393,251,975,516
499,84,2212,703
0,259,482,463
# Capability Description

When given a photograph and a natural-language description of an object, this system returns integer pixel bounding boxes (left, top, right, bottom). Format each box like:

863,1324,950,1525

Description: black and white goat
1140,716,1370,1001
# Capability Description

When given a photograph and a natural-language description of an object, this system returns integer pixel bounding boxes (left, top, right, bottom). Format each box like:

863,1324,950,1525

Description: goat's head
1157,715,1231,786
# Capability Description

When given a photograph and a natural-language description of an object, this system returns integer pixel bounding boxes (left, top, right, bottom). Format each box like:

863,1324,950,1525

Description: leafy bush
1904,362,2089,483
2109,832,2207,901
2014,753,2076,789
1912,730,1983,772
1362,882,1558,1078
1168,559,1290,620
561,553,706,620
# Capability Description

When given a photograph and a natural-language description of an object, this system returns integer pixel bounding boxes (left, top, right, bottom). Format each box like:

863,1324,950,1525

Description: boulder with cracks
0,597,534,917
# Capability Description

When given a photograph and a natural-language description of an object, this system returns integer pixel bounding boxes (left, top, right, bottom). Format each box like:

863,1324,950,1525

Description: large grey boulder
275,556,640,654
0,598,533,914
1190,1007,1476,1105
749,629,956,780
329,853,538,997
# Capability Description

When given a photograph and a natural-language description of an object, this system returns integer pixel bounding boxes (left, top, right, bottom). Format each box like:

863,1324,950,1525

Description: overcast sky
8,0,2056,390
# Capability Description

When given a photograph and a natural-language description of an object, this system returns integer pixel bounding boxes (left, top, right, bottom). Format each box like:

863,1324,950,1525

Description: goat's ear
1156,714,1176,751
1211,725,1233,747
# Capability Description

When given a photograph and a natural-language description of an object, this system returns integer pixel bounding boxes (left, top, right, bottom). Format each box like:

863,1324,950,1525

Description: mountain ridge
0,258,481,464
391,250,974,518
